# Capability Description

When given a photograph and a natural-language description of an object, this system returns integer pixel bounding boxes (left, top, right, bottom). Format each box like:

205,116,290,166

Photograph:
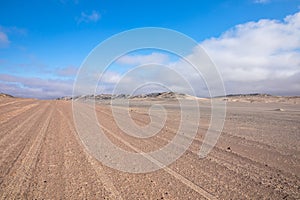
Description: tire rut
0,102,51,184
0,102,54,199
77,103,216,200
96,105,300,199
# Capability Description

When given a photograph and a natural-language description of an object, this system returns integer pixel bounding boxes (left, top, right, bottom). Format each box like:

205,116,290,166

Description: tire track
26,103,66,199
129,108,300,184
0,99,298,199
96,105,299,199
0,99,30,108
0,102,51,184
0,103,54,199
96,106,241,199
0,99,35,115
0,102,39,125
106,105,300,176
77,103,216,200
71,102,180,199
57,102,123,200
0,101,43,139
101,124,216,200
55,102,121,199
0,102,49,159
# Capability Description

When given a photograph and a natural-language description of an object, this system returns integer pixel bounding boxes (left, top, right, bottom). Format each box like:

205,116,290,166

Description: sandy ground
0,96,299,199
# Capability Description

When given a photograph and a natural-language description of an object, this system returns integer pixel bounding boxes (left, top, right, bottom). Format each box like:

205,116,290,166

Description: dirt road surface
0,97,299,199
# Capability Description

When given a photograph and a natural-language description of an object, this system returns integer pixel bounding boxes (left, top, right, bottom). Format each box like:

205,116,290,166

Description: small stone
274,108,284,111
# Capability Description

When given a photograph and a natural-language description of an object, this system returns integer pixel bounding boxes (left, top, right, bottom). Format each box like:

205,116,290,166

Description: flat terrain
0,96,299,199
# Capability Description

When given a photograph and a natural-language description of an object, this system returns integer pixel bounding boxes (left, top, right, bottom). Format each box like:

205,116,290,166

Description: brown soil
0,98,299,199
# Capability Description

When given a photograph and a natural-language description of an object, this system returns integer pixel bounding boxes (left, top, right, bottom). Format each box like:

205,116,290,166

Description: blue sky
0,0,300,98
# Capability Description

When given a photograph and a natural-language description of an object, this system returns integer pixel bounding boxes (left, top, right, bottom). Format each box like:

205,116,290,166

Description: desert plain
0,93,299,199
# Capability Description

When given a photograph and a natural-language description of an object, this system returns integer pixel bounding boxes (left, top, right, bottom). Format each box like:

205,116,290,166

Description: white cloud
3,12,300,98
0,31,9,48
100,71,122,84
77,10,101,24
201,11,300,95
0,74,73,99
106,12,300,96
0,25,27,48
116,52,170,65
70,11,300,97
253,0,270,4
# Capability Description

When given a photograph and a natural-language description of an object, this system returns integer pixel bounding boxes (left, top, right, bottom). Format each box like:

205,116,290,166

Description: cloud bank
1,12,300,98
100,11,300,97
0,74,73,99
201,11,300,95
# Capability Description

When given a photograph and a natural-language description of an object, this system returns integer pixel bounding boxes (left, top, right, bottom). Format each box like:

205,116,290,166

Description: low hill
0,93,14,98
57,92,198,101
57,92,299,104
218,93,300,103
